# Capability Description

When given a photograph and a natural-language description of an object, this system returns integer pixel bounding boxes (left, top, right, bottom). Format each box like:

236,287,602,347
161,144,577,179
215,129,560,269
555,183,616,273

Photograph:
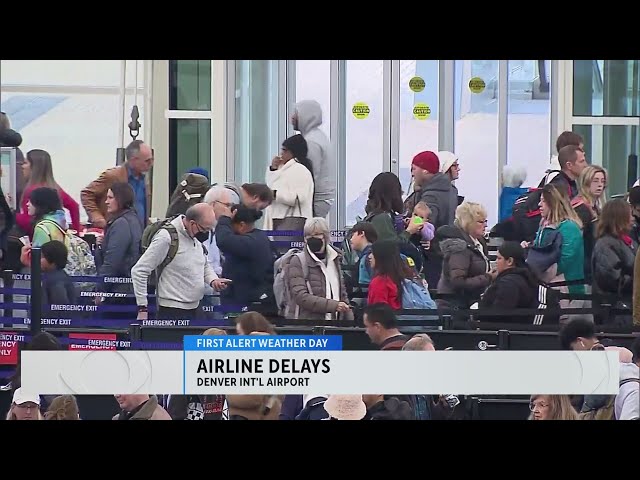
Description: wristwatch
137,305,148,313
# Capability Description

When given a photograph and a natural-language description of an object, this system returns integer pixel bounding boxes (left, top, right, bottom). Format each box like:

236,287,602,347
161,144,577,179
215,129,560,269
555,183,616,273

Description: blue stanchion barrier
0,316,229,328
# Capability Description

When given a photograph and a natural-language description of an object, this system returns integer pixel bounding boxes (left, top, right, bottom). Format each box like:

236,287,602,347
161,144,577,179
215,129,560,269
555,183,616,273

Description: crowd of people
1,104,639,420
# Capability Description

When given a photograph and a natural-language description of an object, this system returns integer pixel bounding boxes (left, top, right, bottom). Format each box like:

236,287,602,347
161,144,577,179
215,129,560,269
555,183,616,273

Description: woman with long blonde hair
528,394,579,420
531,184,585,295
575,165,607,282
15,149,80,235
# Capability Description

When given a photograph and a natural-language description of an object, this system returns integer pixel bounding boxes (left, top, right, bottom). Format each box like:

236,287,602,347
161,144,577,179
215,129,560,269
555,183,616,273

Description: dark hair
366,172,404,215
628,186,640,207
497,241,539,286
109,181,135,212
236,311,276,335
556,131,584,153
242,183,274,204
558,144,582,170
497,241,527,268
30,187,62,220
371,240,409,301
363,303,398,329
559,317,596,350
350,222,378,244
597,198,631,239
231,204,263,224
282,134,314,180
41,240,68,270
631,336,640,364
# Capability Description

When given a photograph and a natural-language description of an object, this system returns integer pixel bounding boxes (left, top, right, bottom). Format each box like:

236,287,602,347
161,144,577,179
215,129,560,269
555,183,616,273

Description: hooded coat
294,100,335,217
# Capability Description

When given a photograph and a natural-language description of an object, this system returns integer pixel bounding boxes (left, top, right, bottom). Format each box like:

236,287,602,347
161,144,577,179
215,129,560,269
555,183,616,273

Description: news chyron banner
22,335,620,395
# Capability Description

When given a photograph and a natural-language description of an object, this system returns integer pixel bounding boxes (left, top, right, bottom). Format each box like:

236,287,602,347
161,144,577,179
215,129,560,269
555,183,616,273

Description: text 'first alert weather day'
194,336,337,350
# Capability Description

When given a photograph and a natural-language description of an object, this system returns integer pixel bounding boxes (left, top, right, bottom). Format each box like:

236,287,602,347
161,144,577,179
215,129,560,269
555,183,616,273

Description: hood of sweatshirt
295,100,323,135
42,210,68,231
421,172,454,193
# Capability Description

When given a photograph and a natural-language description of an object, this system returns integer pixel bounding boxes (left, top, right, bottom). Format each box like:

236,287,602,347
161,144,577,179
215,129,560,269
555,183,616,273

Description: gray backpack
273,248,310,318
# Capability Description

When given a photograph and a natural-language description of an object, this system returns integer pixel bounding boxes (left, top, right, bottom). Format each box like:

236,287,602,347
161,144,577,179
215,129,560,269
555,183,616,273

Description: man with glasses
132,203,228,322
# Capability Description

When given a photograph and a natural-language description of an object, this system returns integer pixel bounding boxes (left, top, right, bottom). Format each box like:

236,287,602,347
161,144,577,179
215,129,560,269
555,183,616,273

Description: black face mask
195,231,210,243
307,237,324,253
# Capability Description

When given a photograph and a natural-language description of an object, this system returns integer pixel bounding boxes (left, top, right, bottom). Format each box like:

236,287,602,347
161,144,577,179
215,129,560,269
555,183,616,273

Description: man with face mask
132,203,229,322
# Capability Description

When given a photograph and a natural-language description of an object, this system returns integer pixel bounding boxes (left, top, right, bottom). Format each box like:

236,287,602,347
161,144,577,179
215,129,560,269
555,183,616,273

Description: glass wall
233,60,279,184
454,60,500,225
168,119,211,184
572,60,640,195
295,60,331,139
574,60,640,117
167,60,212,190
162,60,640,231
398,60,439,194
507,60,552,187
169,60,211,111
345,60,385,224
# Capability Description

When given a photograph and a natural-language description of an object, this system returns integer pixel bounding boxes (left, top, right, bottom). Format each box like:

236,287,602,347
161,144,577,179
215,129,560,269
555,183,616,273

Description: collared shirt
128,167,146,226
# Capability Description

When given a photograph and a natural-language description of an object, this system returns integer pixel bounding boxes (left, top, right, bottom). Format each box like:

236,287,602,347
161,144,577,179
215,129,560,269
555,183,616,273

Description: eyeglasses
529,401,549,411
214,200,234,209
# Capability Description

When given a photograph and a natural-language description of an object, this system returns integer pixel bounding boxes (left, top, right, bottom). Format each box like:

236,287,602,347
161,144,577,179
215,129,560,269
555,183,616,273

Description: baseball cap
12,388,41,406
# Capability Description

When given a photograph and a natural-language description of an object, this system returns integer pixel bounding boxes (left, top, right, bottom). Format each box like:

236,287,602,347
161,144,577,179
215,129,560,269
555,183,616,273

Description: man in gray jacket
291,100,335,218
406,151,456,230
132,203,227,321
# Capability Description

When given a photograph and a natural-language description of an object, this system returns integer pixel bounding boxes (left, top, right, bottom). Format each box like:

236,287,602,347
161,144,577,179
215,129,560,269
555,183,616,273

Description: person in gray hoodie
132,203,227,321
291,100,335,218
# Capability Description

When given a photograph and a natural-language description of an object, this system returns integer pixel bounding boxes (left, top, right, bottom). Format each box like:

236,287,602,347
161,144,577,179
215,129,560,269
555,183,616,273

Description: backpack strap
36,219,66,238
292,250,311,320
156,224,179,280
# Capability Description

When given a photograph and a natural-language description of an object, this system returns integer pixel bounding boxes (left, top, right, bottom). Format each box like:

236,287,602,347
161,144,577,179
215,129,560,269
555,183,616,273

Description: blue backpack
401,279,436,310
398,279,438,323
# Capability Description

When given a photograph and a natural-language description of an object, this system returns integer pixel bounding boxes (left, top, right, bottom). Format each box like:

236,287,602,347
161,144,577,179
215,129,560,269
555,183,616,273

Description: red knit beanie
412,151,440,174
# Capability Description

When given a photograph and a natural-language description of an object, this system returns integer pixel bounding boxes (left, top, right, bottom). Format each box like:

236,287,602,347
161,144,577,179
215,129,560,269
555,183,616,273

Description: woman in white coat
263,134,315,232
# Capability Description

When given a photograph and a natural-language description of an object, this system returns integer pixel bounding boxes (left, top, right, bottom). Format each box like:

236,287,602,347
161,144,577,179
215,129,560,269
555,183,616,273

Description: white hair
402,334,434,351
502,166,527,188
204,186,239,205
304,217,331,244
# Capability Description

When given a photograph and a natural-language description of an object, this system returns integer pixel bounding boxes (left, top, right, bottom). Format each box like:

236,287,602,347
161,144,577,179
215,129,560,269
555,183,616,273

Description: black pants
157,306,198,321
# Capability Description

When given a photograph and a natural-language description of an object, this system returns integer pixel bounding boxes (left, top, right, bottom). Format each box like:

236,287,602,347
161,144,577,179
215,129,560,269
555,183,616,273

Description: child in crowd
411,201,436,246
349,222,378,285
41,240,77,307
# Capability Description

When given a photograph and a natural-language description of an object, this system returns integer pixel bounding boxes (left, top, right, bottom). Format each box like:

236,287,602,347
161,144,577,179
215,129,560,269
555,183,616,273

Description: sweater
131,215,217,309
368,275,401,310
17,183,81,234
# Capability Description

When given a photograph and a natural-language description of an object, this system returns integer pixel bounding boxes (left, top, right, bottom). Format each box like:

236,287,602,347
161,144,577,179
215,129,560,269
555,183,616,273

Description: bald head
402,334,435,351
185,203,216,231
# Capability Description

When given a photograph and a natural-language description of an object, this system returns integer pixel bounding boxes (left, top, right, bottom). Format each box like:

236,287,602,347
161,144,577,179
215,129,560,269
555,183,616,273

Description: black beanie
282,134,308,160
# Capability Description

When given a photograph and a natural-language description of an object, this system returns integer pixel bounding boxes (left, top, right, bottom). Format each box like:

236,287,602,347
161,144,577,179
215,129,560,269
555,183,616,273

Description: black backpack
492,170,579,243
